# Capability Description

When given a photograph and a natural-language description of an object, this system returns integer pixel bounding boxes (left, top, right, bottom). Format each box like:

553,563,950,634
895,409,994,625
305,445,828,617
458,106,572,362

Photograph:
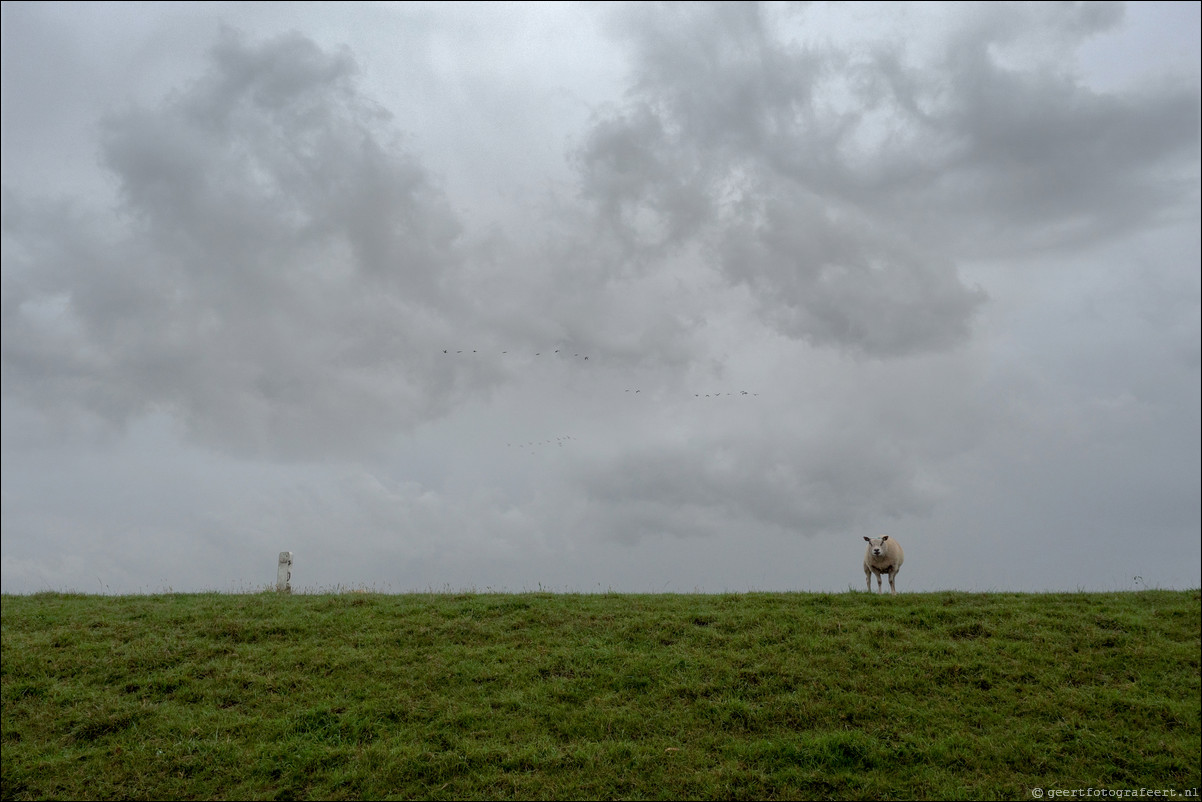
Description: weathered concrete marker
276,551,293,593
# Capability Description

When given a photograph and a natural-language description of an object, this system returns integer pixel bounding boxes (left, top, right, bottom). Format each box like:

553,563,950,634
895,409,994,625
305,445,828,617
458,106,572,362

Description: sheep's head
863,535,891,557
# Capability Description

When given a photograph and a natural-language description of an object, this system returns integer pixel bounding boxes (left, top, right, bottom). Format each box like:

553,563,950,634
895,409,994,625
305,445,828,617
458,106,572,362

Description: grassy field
2,590,1199,801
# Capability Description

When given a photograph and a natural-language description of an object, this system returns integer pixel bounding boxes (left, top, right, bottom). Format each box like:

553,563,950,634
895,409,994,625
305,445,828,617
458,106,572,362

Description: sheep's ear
863,537,871,542
881,536,889,541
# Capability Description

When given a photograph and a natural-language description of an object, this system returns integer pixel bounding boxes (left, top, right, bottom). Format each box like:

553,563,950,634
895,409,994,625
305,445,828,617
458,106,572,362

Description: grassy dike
2,590,1199,800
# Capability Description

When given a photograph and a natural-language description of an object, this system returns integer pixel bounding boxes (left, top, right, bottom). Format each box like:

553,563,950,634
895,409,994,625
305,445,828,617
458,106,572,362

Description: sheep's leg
865,567,872,592
888,569,897,595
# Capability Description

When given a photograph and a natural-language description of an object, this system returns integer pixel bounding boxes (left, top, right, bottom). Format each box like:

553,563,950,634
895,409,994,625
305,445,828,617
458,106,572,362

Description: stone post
276,551,293,593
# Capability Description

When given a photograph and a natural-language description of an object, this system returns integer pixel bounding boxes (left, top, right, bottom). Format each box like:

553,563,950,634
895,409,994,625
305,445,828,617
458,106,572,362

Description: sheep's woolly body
863,536,904,594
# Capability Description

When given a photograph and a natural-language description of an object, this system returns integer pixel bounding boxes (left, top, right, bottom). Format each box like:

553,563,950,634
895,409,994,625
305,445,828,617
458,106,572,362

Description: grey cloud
834,3,1199,252
571,358,988,545
577,1,1198,356
560,331,1001,546
576,2,985,357
572,105,713,256
1,24,719,462
578,431,943,544
716,188,984,356
924,32,1200,251
2,3,1197,599
100,28,461,294
3,30,485,459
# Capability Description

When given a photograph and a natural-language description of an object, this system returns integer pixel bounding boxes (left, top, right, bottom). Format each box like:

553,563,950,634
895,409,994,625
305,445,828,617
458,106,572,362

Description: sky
2,1,1199,595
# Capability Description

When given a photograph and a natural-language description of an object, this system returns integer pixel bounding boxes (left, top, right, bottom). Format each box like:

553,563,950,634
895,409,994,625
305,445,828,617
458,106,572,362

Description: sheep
863,535,904,594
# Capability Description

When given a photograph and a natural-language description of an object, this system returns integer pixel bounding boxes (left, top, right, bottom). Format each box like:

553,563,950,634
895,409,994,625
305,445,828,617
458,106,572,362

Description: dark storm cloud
2,23,723,460
2,29,493,459
577,2,1199,355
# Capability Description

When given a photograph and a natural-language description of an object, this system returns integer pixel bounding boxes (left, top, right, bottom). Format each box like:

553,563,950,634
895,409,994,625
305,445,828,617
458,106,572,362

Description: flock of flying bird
506,435,577,455
439,348,760,399
443,348,588,359
441,347,761,453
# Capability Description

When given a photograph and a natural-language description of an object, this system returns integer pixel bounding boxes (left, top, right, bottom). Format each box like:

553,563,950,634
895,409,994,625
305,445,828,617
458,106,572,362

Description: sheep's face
864,536,890,557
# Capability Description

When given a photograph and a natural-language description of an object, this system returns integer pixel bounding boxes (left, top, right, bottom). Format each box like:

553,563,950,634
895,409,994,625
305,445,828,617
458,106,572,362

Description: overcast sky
2,1,1199,595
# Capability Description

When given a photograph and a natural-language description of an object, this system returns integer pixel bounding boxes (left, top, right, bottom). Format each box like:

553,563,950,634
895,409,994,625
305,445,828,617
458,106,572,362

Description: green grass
2,590,1199,801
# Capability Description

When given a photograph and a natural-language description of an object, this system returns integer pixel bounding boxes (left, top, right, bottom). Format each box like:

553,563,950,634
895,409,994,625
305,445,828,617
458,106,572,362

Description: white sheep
863,535,904,594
